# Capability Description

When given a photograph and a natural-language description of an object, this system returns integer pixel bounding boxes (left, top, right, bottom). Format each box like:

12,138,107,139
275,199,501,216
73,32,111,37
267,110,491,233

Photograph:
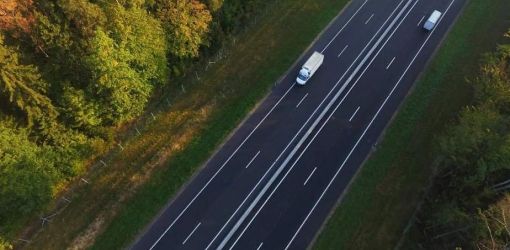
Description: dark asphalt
131,0,466,249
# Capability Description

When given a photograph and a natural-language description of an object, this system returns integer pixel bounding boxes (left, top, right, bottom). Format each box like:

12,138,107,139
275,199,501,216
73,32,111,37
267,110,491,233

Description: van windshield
298,73,308,81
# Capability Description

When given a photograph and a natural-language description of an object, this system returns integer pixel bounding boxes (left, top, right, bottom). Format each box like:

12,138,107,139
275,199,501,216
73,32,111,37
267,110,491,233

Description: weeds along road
131,0,466,249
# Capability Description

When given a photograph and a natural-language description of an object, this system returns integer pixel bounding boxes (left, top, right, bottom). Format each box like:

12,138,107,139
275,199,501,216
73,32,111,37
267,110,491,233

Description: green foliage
0,0,278,242
0,121,56,230
417,32,510,248
104,5,168,86
60,84,102,132
156,0,212,58
0,34,58,128
85,28,151,123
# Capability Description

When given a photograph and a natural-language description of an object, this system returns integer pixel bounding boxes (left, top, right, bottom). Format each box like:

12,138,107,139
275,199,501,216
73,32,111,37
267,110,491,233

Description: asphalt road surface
131,0,466,249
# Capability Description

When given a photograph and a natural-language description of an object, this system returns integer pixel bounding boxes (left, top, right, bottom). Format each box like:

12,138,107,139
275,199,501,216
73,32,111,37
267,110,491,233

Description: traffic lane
227,0,465,248
131,0,418,247
204,0,426,247
188,0,422,246
144,0,411,247
133,0,392,248
224,0,428,245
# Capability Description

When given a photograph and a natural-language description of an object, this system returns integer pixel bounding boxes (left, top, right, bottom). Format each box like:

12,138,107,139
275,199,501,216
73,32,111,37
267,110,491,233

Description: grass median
21,0,351,249
313,0,510,249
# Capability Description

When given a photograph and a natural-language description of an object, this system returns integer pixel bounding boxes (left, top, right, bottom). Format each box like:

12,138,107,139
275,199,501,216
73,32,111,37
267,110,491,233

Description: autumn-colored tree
156,0,212,58
0,0,36,37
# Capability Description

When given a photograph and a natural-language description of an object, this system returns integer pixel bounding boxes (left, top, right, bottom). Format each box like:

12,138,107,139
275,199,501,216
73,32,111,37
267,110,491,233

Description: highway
131,0,466,249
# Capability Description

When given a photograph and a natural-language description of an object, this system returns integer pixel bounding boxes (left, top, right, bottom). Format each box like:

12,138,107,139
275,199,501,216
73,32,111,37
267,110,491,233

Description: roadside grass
20,0,350,249
313,0,510,249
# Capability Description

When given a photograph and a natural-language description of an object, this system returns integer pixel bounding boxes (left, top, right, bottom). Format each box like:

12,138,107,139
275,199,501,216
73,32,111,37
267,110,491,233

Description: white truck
296,51,324,85
423,10,442,31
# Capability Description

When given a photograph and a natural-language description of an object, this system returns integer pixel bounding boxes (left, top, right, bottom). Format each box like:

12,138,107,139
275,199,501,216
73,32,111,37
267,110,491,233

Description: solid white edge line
386,56,396,69
219,0,414,248
364,13,375,24
245,151,261,169
303,167,318,186
295,93,309,108
349,106,361,122
284,1,456,249
182,222,201,245
321,0,369,53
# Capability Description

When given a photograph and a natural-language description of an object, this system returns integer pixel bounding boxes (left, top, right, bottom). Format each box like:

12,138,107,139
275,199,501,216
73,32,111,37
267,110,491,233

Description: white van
423,10,442,31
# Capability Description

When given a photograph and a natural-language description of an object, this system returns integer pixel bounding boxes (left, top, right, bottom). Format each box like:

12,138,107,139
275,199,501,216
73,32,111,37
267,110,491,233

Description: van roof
428,10,442,22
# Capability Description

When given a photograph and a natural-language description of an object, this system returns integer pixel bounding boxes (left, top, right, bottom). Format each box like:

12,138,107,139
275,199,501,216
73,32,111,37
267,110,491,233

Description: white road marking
295,93,309,108
386,56,396,69
364,13,375,24
337,45,349,58
220,0,414,248
303,167,317,186
284,1,456,249
349,106,361,122
245,151,261,169
228,0,422,248
149,83,295,250
321,0,369,53
417,15,426,26
182,222,201,245
256,242,263,250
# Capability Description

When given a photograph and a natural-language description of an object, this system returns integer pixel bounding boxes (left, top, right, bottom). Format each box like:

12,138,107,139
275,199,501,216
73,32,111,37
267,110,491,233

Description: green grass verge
313,0,510,249
88,0,350,249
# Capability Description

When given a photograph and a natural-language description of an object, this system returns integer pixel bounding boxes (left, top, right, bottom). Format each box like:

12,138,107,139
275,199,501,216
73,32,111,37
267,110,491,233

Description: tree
156,0,212,58
0,120,56,229
105,5,168,85
0,34,58,128
0,0,36,37
83,6,168,123
59,84,102,133
57,0,107,39
86,28,151,123
475,194,510,249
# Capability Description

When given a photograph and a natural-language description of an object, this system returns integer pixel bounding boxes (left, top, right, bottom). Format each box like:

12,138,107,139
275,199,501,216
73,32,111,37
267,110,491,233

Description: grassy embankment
314,0,510,249
21,0,351,249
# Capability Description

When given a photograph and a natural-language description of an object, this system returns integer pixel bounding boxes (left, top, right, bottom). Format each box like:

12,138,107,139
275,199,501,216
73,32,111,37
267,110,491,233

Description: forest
412,33,510,248
0,0,268,246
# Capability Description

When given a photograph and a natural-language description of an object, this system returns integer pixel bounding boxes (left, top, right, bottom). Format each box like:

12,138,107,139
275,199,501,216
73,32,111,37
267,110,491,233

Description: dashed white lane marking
417,15,426,26
337,45,349,58
349,106,361,122
245,151,261,169
321,0,369,53
256,242,263,250
386,56,396,69
303,167,317,186
296,93,309,108
365,13,375,24
182,222,201,245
